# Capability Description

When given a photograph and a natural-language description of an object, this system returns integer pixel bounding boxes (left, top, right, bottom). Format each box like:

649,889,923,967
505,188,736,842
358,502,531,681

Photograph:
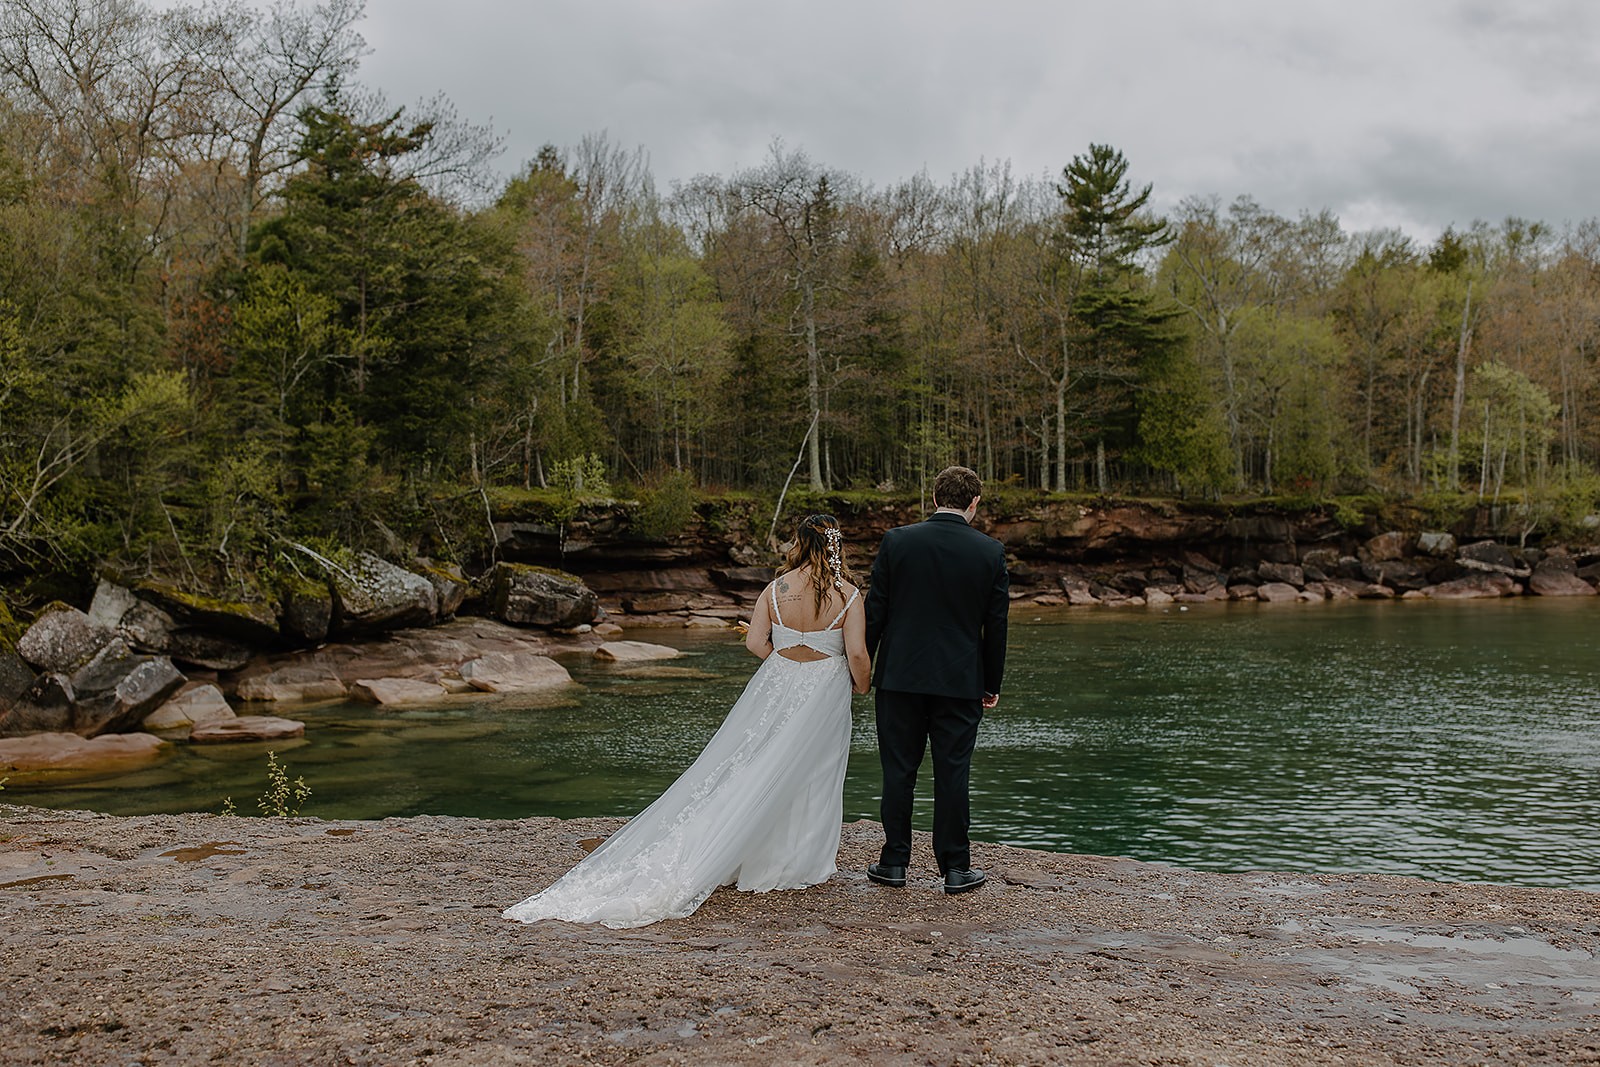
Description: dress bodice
770,585,856,658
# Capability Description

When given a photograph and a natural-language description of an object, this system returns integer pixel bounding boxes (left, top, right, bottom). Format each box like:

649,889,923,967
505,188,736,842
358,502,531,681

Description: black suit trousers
875,687,983,874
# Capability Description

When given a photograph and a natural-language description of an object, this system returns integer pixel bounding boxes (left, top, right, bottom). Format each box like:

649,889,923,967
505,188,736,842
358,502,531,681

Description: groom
864,465,1009,894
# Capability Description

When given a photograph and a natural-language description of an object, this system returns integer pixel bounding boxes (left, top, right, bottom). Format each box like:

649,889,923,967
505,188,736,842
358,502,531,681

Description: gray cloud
357,0,1600,239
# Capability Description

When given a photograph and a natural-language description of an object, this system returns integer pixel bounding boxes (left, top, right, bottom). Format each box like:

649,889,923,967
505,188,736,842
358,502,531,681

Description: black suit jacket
864,512,1009,700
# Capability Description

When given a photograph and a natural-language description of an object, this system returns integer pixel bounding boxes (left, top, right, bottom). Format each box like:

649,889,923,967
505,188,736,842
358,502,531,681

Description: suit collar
926,511,971,525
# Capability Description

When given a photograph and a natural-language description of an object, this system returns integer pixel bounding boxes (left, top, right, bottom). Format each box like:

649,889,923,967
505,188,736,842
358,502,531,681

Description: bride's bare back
771,568,854,648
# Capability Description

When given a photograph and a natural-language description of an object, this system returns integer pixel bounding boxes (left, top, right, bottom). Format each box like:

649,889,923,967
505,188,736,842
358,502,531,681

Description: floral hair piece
822,526,845,588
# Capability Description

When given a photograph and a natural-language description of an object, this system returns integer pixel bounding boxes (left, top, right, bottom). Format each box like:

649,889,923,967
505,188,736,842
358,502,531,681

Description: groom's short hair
933,466,982,510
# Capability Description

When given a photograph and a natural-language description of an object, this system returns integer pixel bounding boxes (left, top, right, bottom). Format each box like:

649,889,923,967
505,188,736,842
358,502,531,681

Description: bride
503,514,871,928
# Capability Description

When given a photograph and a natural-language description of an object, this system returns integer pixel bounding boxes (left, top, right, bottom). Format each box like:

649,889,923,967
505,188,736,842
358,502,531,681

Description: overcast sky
357,0,1600,241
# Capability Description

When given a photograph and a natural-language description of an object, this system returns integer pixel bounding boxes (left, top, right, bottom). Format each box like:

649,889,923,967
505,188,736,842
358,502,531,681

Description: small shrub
548,454,611,498
631,469,698,541
258,751,311,817
1332,499,1365,529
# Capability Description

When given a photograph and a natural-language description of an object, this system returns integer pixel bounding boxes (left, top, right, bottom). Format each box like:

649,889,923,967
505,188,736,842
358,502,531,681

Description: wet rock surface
0,806,1593,1066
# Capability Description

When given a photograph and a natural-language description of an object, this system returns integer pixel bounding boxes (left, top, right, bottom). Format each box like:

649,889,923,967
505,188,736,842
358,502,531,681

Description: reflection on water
11,598,1599,890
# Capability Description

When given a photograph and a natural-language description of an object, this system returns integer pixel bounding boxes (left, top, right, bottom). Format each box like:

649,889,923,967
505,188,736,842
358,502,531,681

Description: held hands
982,693,1000,709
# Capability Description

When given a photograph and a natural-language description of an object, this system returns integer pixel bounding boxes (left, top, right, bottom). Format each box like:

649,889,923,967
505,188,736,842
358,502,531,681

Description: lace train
503,651,854,928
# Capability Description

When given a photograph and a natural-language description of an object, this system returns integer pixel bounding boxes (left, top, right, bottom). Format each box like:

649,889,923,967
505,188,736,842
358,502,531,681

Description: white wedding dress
503,588,858,928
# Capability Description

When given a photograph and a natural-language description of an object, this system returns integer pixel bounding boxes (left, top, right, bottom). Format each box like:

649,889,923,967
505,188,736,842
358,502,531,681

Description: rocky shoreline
2,804,1595,1066
3,495,1598,782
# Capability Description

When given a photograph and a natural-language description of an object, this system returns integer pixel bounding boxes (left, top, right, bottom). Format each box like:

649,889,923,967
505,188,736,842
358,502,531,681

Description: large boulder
86,580,141,629
0,599,36,721
1421,573,1519,599
132,580,282,646
459,652,574,693
1256,582,1300,603
87,580,251,667
0,651,34,715
1528,557,1597,597
1326,578,1394,599
117,601,177,653
143,682,237,733
67,639,186,738
16,604,113,673
1416,532,1458,558
276,576,334,645
0,673,75,736
1361,532,1410,563
235,666,347,703
1298,546,1341,571
1181,565,1222,594
490,564,599,629
1256,561,1305,588
412,561,470,618
1458,541,1522,576
1364,559,1431,592
0,731,169,774
328,552,438,635
164,630,254,671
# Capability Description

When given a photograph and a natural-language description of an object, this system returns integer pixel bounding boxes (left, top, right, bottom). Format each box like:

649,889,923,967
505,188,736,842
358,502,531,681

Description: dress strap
769,582,784,628
825,589,858,630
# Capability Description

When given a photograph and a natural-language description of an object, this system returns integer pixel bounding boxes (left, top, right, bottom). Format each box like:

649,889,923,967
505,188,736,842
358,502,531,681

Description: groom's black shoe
943,868,987,894
867,863,907,887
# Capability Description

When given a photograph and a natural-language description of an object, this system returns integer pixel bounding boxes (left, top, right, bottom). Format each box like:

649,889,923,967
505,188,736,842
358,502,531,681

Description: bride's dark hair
785,514,856,613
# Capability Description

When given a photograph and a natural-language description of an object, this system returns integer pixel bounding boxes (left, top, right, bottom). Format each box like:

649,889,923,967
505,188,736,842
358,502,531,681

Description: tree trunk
1449,282,1473,491
803,279,823,491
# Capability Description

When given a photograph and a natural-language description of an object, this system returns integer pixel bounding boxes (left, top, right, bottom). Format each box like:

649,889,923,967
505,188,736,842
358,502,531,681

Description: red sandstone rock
459,652,573,693
349,678,449,705
0,730,168,772
1422,573,1518,599
594,641,682,663
189,716,305,743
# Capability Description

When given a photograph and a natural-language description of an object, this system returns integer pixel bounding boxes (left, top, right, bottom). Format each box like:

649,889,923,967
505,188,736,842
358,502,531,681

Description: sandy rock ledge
0,805,1595,1066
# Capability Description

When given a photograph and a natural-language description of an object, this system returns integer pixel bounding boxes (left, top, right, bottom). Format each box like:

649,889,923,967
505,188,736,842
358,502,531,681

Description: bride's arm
745,583,775,660
843,592,871,694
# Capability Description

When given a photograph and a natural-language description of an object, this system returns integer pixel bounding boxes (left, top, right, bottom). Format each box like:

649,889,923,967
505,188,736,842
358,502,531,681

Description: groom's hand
982,693,999,709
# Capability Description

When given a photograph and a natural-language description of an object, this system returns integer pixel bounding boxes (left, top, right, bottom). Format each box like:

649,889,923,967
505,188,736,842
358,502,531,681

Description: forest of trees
4,0,1599,584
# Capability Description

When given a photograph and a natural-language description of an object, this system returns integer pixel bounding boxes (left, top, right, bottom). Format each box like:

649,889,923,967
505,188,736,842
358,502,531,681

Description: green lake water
11,599,1599,891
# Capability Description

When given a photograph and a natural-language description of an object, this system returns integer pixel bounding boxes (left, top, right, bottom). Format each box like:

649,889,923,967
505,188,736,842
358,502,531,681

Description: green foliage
1133,352,1232,494
548,454,611,498
203,440,284,560
220,796,236,817
1332,498,1366,529
0,597,21,652
631,469,699,540
1459,362,1559,495
1410,490,1474,532
258,751,312,817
